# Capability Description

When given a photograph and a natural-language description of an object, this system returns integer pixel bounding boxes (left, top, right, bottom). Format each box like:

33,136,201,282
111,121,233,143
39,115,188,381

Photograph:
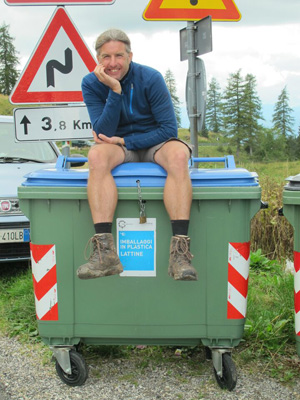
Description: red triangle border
10,7,96,104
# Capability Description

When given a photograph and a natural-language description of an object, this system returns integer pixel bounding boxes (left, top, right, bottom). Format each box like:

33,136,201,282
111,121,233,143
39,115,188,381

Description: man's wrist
112,83,122,94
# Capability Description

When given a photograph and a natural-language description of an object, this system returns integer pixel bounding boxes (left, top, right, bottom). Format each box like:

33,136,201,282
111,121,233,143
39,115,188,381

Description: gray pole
61,141,71,169
187,21,198,158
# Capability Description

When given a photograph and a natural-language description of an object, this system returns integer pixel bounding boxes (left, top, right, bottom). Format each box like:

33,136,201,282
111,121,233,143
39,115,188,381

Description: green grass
246,251,294,354
239,160,300,183
0,94,14,115
240,252,297,383
0,265,38,341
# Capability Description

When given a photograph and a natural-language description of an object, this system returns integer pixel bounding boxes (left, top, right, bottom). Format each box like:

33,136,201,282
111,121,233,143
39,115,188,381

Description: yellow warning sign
161,0,225,10
143,0,241,21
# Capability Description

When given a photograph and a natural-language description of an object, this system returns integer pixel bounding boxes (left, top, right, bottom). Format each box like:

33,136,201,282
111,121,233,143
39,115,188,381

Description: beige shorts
120,138,193,163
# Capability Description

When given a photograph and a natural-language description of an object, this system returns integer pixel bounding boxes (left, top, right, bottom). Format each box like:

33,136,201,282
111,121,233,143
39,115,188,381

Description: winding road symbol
46,48,73,88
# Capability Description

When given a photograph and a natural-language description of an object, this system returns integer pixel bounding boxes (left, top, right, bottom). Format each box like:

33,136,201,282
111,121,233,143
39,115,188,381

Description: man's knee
163,145,190,171
88,146,107,169
88,144,124,171
174,147,190,164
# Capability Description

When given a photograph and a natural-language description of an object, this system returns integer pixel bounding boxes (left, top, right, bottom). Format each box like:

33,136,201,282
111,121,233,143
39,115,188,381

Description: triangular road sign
143,0,241,22
10,7,97,104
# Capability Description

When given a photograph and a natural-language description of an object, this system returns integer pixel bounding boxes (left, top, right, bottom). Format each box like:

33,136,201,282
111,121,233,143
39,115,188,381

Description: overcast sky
1,0,300,130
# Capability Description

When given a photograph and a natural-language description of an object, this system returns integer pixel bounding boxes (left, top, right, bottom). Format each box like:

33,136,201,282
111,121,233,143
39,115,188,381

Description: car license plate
0,229,30,243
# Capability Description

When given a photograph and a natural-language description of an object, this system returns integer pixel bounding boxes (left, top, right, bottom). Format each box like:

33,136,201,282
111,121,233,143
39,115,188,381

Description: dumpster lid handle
190,156,236,169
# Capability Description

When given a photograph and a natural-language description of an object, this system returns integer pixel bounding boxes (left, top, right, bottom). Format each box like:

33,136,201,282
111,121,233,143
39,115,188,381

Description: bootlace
174,236,193,261
84,235,104,263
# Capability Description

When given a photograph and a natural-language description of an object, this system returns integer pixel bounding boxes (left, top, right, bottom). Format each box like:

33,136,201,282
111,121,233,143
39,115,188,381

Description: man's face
97,41,133,81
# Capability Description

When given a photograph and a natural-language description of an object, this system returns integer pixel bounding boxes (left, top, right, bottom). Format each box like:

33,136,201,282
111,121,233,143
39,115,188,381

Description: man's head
95,29,131,54
95,29,133,81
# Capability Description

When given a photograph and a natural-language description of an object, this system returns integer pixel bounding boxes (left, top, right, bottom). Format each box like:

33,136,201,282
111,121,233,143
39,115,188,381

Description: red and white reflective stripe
294,251,300,336
227,242,250,319
30,244,58,321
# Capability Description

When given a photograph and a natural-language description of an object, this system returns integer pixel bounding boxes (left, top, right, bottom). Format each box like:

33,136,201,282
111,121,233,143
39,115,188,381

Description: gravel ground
1,334,300,400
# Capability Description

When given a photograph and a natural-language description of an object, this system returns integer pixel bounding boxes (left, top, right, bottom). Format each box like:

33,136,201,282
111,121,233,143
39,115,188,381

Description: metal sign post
187,22,198,158
186,58,207,137
181,16,212,157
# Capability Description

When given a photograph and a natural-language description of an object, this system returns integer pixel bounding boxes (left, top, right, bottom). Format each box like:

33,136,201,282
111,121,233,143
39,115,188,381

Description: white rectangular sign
5,0,115,6
117,218,156,277
14,106,93,141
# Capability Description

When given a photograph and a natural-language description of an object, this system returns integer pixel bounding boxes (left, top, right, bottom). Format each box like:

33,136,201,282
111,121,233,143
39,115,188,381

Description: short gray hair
95,29,131,55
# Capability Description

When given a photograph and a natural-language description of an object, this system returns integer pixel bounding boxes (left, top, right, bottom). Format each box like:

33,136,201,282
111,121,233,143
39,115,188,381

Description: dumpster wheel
213,352,237,391
55,350,88,386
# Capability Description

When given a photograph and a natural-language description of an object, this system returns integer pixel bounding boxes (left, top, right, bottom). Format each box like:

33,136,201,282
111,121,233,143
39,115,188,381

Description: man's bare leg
88,143,125,223
154,140,191,221
77,143,125,279
154,141,197,281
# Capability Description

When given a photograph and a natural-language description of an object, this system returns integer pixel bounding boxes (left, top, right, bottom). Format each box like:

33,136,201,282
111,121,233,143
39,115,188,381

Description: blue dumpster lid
22,155,259,187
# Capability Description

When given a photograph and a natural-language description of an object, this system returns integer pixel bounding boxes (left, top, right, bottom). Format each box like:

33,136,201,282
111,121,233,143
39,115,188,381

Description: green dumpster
282,174,300,358
18,155,261,390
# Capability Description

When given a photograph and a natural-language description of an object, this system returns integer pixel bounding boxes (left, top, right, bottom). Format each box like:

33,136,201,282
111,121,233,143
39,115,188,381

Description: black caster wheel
55,350,88,386
214,352,237,391
205,346,212,360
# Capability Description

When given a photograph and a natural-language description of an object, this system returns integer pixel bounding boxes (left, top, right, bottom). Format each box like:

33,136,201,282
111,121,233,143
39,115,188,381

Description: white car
0,115,60,264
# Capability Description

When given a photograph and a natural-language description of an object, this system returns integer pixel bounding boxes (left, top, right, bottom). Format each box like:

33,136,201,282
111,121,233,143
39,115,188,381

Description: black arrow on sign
46,48,73,88
20,116,31,135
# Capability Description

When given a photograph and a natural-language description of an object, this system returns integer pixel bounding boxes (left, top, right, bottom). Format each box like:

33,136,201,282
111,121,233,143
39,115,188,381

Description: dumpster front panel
18,162,261,348
73,195,206,343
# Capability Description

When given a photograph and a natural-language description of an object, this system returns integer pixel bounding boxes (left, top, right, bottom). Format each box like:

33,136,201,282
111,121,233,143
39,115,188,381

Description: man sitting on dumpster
77,29,198,281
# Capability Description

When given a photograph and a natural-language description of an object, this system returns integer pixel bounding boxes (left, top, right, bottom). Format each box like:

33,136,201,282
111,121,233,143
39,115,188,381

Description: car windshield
0,122,58,163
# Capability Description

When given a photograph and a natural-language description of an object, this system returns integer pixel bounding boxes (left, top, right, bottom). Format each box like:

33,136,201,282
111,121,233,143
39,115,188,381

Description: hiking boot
168,235,198,281
77,233,123,279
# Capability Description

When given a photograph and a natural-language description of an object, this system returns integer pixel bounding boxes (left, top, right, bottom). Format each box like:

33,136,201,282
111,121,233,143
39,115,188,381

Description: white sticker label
117,218,156,277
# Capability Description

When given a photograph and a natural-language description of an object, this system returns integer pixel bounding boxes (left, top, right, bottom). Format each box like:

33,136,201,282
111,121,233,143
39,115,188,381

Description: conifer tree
205,77,223,133
272,86,295,137
164,68,181,128
242,74,264,156
0,24,19,95
222,69,246,158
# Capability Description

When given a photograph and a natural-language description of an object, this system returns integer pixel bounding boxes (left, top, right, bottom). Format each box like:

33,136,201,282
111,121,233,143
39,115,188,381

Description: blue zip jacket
81,62,178,150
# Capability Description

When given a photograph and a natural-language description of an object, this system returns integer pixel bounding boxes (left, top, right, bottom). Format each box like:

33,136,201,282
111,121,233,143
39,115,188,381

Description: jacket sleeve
81,75,122,136
124,72,178,150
